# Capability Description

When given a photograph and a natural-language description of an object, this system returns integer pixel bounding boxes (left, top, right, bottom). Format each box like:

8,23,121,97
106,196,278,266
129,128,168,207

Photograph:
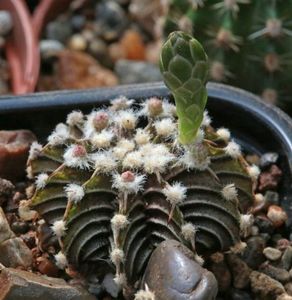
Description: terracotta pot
0,0,39,94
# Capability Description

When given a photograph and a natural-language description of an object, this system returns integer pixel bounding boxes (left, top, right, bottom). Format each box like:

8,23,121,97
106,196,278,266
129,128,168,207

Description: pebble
102,273,119,298
265,191,280,205
258,164,282,192
0,266,96,300
119,29,146,60
49,50,118,90
142,240,218,300
68,34,87,51
277,239,291,251
254,215,275,235
0,237,32,268
260,152,279,169
21,231,36,249
259,262,290,283
209,254,231,292
0,177,14,206
46,19,73,43
229,288,253,300
0,11,13,36
267,205,288,227
37,257,59,277
226,253,251,289
40,40,64,59
115,59,162,84
36,222,59,252
263,247,282,261
277,294,292,300
0,130,36,181
250,271,285,299
18,200,38,221
11,221,29,235
242,236,266,269
95,0,127,41
0,207,15,243
285,282,292,296
71,15,86,31
281,246,292,270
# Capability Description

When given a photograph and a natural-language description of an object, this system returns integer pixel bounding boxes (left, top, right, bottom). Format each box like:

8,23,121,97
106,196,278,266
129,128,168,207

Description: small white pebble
263,247,282,261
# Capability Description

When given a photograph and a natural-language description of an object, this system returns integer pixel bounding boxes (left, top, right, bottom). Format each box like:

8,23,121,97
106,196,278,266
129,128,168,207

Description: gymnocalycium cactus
27,32,257,299
164,0,292,112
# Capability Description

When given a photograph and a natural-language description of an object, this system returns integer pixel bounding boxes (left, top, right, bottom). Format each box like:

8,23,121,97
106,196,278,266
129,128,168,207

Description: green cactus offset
164,0,292,112
27,32,257,298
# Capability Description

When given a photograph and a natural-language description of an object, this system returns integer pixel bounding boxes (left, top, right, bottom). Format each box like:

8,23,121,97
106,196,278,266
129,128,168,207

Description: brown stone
209,256,231,292
37,257,59,277
250,270,285,300
258,164,282,192
142,240,218,300
0,207,15,244
226,253,251,289
40,50,118,91
0,130,36,181
0,266,96,300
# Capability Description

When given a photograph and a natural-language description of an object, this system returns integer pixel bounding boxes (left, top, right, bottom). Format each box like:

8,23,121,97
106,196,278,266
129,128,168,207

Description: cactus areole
27,32,256,299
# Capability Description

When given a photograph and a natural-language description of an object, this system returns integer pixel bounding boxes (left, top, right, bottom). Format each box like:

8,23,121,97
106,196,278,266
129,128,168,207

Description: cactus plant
27,32,257,298
164,0,292,112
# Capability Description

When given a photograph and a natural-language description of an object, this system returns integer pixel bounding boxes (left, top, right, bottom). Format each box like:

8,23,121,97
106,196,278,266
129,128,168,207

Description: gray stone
40,40,64,59
0,266,96,300
102,273,119,298
0,207,15,244
229,288,253,300
0,237,32,268
281,246,292,270
46,20,72,43
142,240,218,300
115,60,162,84
0,11,13,36
250,271,285,300
259,262,290,283
265,191,279,205
242,236,266,269
260,152,279,169
263,247,282,261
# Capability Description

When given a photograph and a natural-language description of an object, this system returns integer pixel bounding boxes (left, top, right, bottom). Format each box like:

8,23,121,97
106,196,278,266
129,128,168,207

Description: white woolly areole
216,128,231,142
47,123,70,145
66,110,84,127
230,241,247,254
134,288,155,300
163,182,187,205
113,273,127,288
28,142,43,161
134,129,151,145
222,183,238,200
91,130,114,149
51,220,66,237
181,223,196,241
202,111,212,127
111,214,129,230
162,100,176,118
91,151,117,174
84,110,110,138
123,151,144,169
224,141,241,158
140,143,174,174
180,145,210,171
247,164,260,180
112,172,146,194
154,118,176,137
115,109,137,130
110,248,125,265
113,139,135,160
64,184,84,203
240,214,254,237
110,96,134,111
35,173,49,190
63,144,91,169
54,251,68,269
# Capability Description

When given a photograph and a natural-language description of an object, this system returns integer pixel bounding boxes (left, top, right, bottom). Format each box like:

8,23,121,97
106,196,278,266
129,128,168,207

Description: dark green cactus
27,33,256,298
164,0,292,112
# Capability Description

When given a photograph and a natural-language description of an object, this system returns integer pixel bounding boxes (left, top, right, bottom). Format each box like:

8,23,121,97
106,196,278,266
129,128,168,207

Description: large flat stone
0,207,14,244
0,266,96,300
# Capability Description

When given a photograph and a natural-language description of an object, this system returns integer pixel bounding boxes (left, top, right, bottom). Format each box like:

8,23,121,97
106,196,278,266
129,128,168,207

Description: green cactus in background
164,0,292,112
26,33,256,299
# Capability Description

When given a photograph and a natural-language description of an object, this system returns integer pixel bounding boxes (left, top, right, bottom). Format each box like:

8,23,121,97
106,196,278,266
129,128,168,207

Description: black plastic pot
0,82,292,225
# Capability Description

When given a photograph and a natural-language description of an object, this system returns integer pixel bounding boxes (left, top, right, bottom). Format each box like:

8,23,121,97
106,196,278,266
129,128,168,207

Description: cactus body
164,0,292,111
